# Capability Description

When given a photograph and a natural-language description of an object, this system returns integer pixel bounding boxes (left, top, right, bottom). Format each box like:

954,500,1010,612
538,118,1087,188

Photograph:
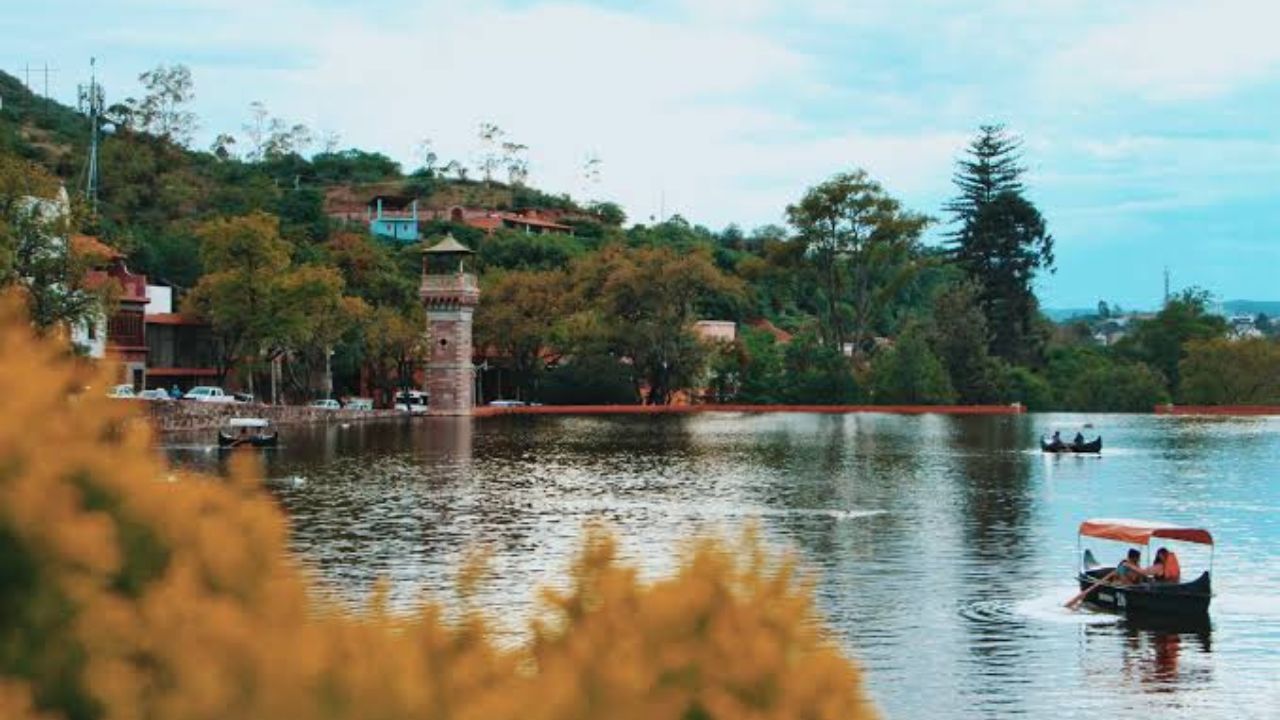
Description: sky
4,0,1279,309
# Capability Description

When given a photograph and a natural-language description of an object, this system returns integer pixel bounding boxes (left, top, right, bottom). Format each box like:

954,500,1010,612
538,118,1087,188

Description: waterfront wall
145,401,401,434
1154,405,1280,416
474,403,1026,417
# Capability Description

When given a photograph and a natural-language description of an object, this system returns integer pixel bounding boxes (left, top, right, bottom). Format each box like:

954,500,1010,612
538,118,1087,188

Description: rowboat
1074,518,1212,618
1041,436,1102,454
218,418,279,448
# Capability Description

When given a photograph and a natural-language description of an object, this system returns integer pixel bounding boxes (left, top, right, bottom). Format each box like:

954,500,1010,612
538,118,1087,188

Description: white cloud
1046,0,1280,102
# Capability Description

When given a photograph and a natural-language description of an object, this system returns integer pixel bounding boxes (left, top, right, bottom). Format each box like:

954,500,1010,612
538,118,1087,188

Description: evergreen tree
945,125,1054,364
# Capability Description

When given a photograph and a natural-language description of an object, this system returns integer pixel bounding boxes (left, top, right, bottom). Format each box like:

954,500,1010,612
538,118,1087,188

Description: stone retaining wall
146,400,403,434
473,403,1026,417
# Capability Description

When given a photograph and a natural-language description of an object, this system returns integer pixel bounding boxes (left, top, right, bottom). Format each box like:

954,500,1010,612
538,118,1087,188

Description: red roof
749,319,793,343
1078,518,1214,546
71,234,124,261
498,212,572,230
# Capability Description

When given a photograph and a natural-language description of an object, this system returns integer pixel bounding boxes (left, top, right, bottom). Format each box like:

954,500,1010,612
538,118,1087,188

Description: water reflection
163,412,1280,719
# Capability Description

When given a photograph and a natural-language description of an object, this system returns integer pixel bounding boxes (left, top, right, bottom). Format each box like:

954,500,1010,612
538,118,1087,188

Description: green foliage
786,169,930,354
926,279,1004,403
1003,365,1053,411
1118,288,1228,397
946,125,1054,364
1179,338,1280,405
477,230,585,272
779,331,861,404
1044,346,1169,411
310,149,402,183
0,157,101,333
540,354,637,404
870,325,955,404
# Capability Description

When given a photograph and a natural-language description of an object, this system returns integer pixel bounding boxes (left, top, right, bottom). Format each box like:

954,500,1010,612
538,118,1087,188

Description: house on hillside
440,207,574,236
367,195,419,242
71,234,149,389
143,284,223,392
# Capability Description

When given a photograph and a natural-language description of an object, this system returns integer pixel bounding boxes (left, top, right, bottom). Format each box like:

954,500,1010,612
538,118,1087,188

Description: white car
183,386,235,403
488,399,527,407
394,390,429,415
309,399,341,410
344,397,374,411
138,388,170,401
108,384,135,399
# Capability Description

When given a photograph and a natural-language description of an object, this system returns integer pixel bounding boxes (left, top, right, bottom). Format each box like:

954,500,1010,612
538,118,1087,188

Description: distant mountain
1221,300,1280,318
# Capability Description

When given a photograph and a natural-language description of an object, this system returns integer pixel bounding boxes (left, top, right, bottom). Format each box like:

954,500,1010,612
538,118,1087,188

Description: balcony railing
420,273,480,306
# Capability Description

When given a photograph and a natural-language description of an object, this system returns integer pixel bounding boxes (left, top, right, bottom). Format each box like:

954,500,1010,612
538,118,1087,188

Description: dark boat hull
1042,437,1102,454
1078,568,1211,618
218,431,279,448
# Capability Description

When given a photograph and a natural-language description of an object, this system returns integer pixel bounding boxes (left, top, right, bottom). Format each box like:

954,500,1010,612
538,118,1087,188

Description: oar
1065,571,1116,610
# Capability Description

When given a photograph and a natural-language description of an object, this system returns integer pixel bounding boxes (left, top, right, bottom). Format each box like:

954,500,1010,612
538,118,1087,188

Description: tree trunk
323,347,333,400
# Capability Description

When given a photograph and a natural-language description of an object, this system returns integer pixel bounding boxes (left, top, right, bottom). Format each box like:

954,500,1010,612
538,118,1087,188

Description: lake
166,412,1280,719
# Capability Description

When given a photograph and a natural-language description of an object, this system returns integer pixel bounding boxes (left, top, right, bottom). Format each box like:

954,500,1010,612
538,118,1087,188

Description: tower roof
423,234,473,254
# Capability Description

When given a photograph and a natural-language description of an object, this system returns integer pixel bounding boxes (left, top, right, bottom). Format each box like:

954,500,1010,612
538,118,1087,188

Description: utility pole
1163,266,1170,307
78,58,104,213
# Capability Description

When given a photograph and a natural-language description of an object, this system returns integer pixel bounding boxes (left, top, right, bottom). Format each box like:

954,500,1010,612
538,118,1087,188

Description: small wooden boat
1074,518,1213,619
218,418,278,448
1041,436,1102,454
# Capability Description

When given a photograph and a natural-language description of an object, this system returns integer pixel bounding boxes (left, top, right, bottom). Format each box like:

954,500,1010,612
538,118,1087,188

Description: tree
363,305,430,406
779,330,861,404
1180,338,1280,405
477,122,504,185
786,169,930,356
1118,287,1227,397
183,212,291,386
1044,346,1168,411
126,64,198,145
575,244,744,404
870,324,955,404
474,270,570,401
927,280,1004,403
945,125,1054,364
0,158,102,334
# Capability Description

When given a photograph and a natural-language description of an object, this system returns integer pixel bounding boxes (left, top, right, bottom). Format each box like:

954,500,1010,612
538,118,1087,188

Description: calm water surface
167,413,1280,719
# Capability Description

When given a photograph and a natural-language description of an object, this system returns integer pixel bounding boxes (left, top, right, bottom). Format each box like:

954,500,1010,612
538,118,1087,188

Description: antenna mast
78,57,104,214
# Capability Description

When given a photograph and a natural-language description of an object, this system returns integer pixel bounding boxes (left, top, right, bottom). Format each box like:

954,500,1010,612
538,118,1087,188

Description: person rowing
1066,548,1147,608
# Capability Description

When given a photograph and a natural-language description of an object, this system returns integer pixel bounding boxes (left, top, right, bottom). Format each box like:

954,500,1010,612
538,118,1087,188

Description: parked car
138,388,170,401
344,397,374,411
488,399,527,407
309,399,341,410
107,384,135,399
233,392,256,404
394,390,429,415
183,386,235,403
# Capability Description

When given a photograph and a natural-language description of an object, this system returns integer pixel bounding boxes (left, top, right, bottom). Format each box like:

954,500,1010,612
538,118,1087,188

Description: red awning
1078,518,1214,546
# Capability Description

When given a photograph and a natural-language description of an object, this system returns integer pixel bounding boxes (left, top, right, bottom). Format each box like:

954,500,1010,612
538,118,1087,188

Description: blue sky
4,0,1278,308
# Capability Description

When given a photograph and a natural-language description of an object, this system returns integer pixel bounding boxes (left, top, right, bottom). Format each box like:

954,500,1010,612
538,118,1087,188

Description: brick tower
420,235,479,415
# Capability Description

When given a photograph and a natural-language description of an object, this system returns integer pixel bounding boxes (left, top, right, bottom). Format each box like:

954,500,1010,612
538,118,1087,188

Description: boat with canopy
217,417,279,448
1072,518,1213,618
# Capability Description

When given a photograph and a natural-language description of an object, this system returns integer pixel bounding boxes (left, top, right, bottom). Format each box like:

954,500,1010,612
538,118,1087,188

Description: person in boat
1145,547,1181,583
1114,548,1149,585
231,426,250,448
1049,431,1065,450
1073,431,1086,447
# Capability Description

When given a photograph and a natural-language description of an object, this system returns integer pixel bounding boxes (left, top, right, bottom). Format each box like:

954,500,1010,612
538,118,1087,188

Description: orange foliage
0,293,875,720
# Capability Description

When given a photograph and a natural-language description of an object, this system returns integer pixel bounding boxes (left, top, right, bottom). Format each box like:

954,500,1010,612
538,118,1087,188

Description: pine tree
945,125,1054,364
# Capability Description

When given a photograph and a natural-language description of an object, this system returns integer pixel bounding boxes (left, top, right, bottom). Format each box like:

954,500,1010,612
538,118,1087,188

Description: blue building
367,195,419,242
